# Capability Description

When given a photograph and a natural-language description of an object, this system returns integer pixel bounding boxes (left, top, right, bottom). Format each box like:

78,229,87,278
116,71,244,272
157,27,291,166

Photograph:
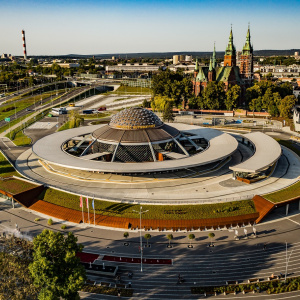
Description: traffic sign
5,118,10,122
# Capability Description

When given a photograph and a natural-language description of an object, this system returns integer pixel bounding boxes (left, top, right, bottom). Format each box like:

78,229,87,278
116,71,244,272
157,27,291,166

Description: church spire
212,42,216,68
224,25,236,67
209,57,213,71
195,57,199,71
242,24,253,55
225,25,236,56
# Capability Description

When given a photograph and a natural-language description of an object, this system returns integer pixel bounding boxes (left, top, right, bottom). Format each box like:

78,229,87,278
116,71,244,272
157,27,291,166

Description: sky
1,0,300,56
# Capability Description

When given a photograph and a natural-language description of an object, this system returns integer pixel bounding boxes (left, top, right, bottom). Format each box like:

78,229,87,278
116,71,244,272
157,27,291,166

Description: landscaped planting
191,276,300,295
0,178,37,195
81,284,133,297
38,188,256,220
264,181,300,203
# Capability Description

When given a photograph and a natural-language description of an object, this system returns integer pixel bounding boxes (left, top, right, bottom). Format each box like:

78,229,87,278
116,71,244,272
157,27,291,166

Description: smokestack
22,30,27,60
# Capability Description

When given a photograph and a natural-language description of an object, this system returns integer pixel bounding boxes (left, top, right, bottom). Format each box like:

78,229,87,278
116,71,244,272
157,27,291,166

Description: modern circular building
32,107,239,174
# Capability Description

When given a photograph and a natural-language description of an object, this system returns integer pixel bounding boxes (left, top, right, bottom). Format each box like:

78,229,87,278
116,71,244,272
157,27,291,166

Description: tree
142,98,150,108
151,69,192,108
208,232,215,246
0,236,39,299
151,95,173,112
68,110,84,129
29,230,86,300
162,101,174,122
225,85,241,110
144,234,151,247
202,81,226,110
188,233,195,247
166,234,173,247
279,95,297,118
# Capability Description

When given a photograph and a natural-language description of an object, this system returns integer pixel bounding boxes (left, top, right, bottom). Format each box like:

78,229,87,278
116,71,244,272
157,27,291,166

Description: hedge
191,276,300,295
81,285,133,297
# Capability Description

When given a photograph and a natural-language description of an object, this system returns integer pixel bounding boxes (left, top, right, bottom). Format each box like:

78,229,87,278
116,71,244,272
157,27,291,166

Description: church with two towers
192,26,254,101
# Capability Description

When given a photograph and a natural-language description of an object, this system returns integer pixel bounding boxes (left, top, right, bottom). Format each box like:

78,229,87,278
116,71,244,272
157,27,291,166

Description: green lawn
0,152,19,178
58,121,71,131
81,112,111,119
38,188,256,220
10,131,31,146
114,86,151,95
264,181,300,203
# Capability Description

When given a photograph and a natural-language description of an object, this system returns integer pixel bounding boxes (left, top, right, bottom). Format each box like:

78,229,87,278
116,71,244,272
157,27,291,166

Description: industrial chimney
21,30,27,60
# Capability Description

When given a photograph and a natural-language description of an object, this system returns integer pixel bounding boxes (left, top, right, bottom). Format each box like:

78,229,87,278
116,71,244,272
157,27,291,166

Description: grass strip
0,152,19,178
10,131,31,146
112,86,152,95
58,121,71,131
38,188,256,220
264,181,300,203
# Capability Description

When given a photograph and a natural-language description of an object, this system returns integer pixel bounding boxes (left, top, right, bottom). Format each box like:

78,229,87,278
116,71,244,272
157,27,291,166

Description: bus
51,107,67,116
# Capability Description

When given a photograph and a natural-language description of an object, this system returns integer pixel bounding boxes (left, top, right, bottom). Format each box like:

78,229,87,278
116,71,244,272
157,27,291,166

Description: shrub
123,232,129,238
48,218,53,225
34,218,40,222
61,224,67,230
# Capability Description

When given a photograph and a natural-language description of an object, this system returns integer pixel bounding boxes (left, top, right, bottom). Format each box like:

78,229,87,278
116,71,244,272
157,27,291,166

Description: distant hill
28,49,300,60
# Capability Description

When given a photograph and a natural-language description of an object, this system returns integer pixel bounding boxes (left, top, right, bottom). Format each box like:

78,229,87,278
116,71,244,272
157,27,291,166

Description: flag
92,197,95,210
86,197,89,209
79,196,83,208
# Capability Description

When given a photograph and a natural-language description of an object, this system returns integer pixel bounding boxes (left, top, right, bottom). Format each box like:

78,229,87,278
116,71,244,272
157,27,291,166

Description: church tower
224,27,236,67
240,25,253,86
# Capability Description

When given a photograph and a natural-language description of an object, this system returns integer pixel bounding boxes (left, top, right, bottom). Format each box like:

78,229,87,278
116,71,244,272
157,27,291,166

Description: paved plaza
1,197,300,299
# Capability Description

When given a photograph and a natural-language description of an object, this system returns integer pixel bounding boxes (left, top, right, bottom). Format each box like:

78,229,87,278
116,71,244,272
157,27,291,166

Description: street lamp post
132,206,148,272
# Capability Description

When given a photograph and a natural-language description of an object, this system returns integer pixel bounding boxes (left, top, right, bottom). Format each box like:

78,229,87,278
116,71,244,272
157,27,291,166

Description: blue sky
1,0,299,55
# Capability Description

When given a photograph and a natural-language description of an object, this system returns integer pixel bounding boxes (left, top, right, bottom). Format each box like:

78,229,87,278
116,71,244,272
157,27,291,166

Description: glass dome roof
109,107,163,129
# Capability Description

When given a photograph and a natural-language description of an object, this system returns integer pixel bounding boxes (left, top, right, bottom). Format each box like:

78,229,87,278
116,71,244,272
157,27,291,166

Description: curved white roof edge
32,123,238,173
229,132,282,173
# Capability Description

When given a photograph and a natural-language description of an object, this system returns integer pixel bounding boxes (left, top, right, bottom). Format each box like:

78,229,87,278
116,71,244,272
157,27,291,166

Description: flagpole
93,196,96,226
80,196,84,224
82,204,84,224
87,197,90,224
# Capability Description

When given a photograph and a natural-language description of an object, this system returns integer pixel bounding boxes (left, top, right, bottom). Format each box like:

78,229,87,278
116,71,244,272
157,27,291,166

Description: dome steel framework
69,107,206,163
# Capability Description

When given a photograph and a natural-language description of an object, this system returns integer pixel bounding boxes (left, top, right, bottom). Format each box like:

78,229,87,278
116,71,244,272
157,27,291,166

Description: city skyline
1,0,300,56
